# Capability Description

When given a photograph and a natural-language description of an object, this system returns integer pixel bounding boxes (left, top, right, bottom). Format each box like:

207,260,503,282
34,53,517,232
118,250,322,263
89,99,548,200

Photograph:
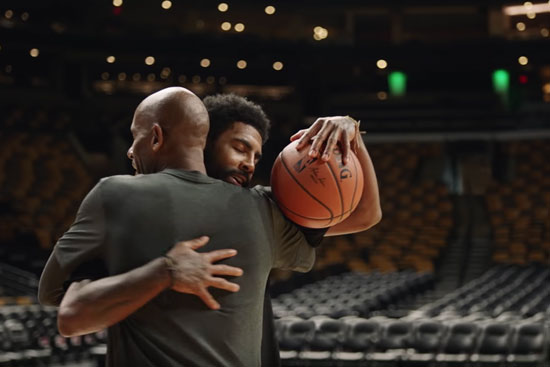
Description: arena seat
367,319,413,362
507,322,549,365
471,322,513,364
406,320,447,362
278,318,315,360
300,317,347,360
333,316,380,363
436,322,479,364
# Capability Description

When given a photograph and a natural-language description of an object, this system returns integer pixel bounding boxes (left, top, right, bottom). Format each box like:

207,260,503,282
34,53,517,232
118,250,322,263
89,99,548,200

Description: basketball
271,140,364,228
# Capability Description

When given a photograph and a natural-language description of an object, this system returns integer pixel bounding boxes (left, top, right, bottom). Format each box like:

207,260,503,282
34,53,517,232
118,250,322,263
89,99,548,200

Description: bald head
136,87,209,148
127,87,209,174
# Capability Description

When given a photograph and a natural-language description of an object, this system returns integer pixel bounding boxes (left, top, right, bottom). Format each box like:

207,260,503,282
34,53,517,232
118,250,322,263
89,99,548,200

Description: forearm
57,257,171,337
326,137,381,236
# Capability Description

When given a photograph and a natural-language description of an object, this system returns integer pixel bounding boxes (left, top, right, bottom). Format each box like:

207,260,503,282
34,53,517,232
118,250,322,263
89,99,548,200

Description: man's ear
151,123,164,152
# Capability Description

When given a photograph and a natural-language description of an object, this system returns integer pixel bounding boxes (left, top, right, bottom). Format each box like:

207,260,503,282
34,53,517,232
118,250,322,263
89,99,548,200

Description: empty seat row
421,265,550,318
277,315,550,365
272,271,434,318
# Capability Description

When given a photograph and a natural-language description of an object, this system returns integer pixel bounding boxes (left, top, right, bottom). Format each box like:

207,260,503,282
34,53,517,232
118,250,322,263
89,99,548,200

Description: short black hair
203,94,270,145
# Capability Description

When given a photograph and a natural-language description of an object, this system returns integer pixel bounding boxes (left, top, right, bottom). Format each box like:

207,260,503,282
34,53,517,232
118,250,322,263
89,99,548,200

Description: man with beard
202,94,381,366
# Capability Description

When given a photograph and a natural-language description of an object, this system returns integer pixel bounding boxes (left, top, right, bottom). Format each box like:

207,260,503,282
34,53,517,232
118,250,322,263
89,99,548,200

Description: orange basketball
271,140,364,228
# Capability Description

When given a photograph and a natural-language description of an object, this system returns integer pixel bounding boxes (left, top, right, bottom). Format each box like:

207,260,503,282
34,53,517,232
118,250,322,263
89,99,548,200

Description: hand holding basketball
271,140,363,228
290,116,359,165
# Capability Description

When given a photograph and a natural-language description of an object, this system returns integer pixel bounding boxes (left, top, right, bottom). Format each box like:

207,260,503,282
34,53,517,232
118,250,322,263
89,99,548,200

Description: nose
127,146,134,160
239,155,255,175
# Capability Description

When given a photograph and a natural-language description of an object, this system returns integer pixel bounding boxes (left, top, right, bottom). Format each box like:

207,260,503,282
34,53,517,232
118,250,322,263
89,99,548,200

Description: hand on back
166,236,243,310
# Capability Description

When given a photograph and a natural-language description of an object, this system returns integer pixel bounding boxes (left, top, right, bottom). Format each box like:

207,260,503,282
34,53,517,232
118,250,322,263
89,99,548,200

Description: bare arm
58,256,171,337
57,236,243,337
291,116,382,236
325,135,381,235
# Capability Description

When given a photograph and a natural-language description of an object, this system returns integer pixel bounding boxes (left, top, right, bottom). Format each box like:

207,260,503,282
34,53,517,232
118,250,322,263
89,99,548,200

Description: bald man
38,87,315,366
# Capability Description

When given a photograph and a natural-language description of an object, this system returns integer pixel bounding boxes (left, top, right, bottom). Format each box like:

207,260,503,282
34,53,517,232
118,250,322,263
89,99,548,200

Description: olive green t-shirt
43,169,315,367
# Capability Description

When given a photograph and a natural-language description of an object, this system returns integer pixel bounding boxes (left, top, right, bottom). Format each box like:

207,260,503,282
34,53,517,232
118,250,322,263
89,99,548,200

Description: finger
196,288,220,310
207,277,241,292
309,123,333,158
290,129,306,142
186,236,210,250
319,128,341,161
341,129,351,165
206,248,238,262
296,121,322,150
210,264,243,277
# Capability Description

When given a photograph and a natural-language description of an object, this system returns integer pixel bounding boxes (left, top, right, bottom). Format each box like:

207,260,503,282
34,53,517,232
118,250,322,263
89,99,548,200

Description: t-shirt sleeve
38,181,107,305
268,198,315,273
253,185,328,247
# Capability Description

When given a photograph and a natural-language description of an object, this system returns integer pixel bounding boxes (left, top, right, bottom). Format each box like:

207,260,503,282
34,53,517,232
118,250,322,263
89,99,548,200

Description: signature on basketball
293,149,352,186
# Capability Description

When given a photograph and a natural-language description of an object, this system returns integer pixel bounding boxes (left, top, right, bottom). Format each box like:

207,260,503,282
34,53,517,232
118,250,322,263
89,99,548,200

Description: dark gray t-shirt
43,169,315,367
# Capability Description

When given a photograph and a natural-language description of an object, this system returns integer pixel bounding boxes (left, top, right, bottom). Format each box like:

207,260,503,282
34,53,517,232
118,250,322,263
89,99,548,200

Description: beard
222,169,251,187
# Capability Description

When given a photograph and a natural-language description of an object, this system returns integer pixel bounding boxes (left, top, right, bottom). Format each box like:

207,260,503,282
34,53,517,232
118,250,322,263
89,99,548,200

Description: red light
113,6,122,15
519,75,528,84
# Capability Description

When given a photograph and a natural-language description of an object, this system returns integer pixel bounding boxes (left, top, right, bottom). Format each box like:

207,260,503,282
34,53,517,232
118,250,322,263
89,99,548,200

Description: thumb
187,236,210,250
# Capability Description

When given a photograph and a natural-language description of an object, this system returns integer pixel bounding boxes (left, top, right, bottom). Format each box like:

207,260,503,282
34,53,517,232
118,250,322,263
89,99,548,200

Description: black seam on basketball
326,160,345,223
350,154,358,212
280,150,334,221
276,200,334,224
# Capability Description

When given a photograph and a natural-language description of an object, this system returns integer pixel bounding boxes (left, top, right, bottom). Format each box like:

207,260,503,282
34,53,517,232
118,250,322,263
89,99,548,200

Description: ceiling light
118,72,127,81
377,91,388,100
313,26,328,40
504,3,550,16
106,56,116,64
145,56,155,65
4,10,13,19
237,60,247,69
221,22,231,31
218,3,228,12
161,1,172,10
113,0,123,7
265,6,276,15
376,59,388,69
516,22,526,31
200,58,211,67
273,61,283,71
518,56,529,65
29,48,39,57
234,23,245,32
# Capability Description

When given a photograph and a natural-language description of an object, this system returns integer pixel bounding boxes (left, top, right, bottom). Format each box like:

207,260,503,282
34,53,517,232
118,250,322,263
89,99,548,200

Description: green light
388,71,407,97
492,69,510,94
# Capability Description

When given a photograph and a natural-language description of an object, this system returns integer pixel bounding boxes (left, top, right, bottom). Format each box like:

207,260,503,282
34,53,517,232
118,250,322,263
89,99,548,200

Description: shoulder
250,185,273,199
97,173,169,192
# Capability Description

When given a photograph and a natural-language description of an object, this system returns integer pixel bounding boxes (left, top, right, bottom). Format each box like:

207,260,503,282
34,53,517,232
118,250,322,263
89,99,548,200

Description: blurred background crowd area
0,0,549,366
